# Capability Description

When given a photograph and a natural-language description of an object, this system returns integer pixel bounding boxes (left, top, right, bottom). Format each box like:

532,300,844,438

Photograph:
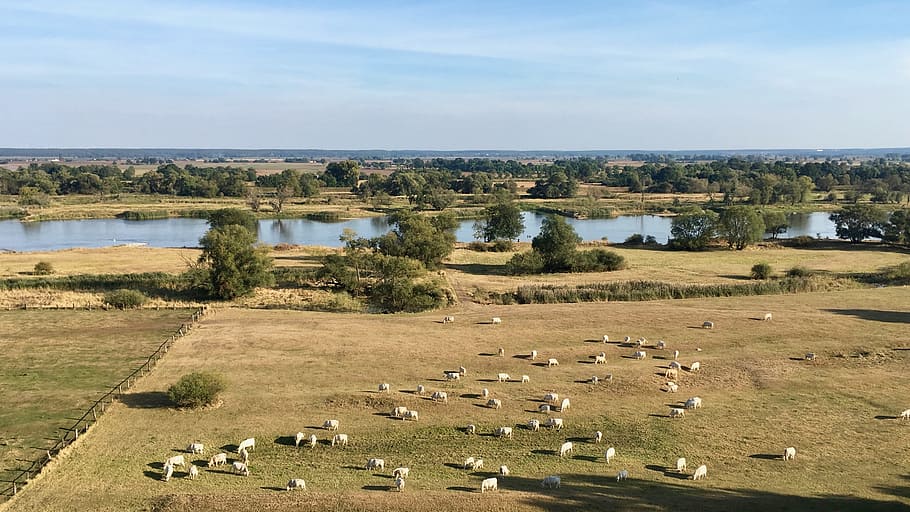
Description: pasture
0,309,195,486
4,288,909,511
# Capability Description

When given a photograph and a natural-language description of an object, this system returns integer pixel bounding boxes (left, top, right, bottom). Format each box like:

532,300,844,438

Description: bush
167,372,226,409
571,249,627,272
787,266,813,278
506,250,545,275
491,239,514,252
33,261,54,275
624,234,645,245
102,289,148,309
750,262,773,280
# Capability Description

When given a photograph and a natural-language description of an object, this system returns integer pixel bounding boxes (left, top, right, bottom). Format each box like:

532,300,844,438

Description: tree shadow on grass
823,309,910,324
506,472,910,512
120,391,171,409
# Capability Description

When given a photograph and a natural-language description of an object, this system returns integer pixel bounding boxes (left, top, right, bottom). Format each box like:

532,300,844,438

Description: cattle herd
155,313,910,496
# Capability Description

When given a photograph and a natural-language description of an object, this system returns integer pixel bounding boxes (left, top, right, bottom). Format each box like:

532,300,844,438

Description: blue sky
1,1,908,149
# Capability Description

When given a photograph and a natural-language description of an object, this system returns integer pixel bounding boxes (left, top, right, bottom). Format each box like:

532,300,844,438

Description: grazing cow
669,408,686,419
403,410,419,421
633,350,647,360
481,388,490,398
481,477,498,493
443,315,455,324
378,383,391,393
605,447,616,463
445,371,461,381
784,447,797,461
602,335,610,343
676,457,687,472
685,397,702,409
286,478,307,491
395,476,405,492
528,419,540,431
544,392,559,403
393,467,410,479
530,350,538,360
497,373,510,382
392,406,409,418
498,347,505,357
466,424,476,434
688,361,701,372
656,340,666,350
494,426,513,439
165,455,186,468
547,358,559,367
560,398,571,411
294,432,306,448
702,321,714,329
666,368,678,380
416,384,426,396
900,409,910,421
464,457,476,470
539,404,551,413
366,458,385,471
432,391,449,403
187,465,199,480
208,453,227,467
186,443,204,454
323,420,340,431
693,464,707,480
491,317,502,325
617,469,629,482
231,461,250,476
162,463,173,482
559,441,574,457
238,438,256,453
594,431,603,443
500,465,510,477
487,398,502,409
594,354,607,364
332,434,349,447
805,353,817,361
308,434,317,448
541,475,561,489
521,374,530,383
545,418,564,430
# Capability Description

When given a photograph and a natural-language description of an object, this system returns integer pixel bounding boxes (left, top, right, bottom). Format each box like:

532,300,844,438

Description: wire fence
0,306,209,501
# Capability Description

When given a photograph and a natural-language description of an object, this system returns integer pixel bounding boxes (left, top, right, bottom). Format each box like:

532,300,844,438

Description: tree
168,372,226,409
531,215,581,271
374,210,456,269
323,160,361,188
527,171,578,198
197,224,273,299
829,204,887,243
207,208,257,232
882,209,910,245
762,210,789,239
718,206,765,250
474,200,524,243
669,209,718,250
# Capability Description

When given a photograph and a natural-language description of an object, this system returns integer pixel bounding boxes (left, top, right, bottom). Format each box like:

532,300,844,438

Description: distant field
4,289,909,511
0,310,193,486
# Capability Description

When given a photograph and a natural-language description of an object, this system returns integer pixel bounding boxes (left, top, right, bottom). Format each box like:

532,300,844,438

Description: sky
1,0,909,150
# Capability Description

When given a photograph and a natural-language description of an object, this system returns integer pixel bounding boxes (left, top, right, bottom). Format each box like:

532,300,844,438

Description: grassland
3,288,909,512
0,309,195,485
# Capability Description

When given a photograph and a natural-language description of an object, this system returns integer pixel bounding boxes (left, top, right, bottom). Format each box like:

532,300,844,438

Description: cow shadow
274,436,297,447
343,465,366,471
143,470,163,481
476,378,498,383
362,485,391,491
574,379,593,384
648,413,671,418
444,463,466,470
461,393,482,399
749,454,781,460
573,454,600,462
584,339,604,343
446,486,477,493
577,360,595,365
221,444,239,453
473,403,493,409
532,362,549,367
875,415,899,420
788,357,807,361
261,486,286,491
478,352,498,357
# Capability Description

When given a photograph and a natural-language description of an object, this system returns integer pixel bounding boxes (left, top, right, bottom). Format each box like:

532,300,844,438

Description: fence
0,306,209,501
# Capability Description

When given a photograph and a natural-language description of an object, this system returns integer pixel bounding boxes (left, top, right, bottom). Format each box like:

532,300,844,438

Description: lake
0,212,839,252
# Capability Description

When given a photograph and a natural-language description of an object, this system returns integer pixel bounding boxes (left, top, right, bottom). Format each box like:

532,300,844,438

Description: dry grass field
3,288,909,512
0,310,194,485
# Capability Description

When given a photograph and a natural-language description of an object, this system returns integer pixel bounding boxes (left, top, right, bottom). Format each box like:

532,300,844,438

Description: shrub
571,249,626,272
644,235,658,245
787,266,813,278
506,250,545,275
102,289,148,309
167,372,226,409
33,261,54,275
491,239,514,252
750,262,773,280
884,261,910,282
624,234,645,245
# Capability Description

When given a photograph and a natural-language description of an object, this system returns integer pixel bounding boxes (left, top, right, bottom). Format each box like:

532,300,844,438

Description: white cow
443,315,455,324
602,335,610,343
404,410,419,421
162,463,173,482
633,350,647,360
594,354,607,364
669,361,682,370
676,457,687,472
308,434,317,448
378,383,391,393
395,476,405,492
560,398,571,411
481,477,498,493
332,434,349,447
656,340,666,350
900,409,910,421
232,461,250,476
492,317,502,325
294,432,306,448
323,419,340,431
416,384,426,395
487,398,502,409
559,441,574,457
666,368,678,380
784,447,797,461
481,388,490,398
594,431,603,443
538,404,551,413
702,321,714,329
617,469,629,481
498,347,505,357
392,406,409,418
530,350,538,360
764,312,773,321
165,455,186,468
187,465,199,480
605,447,616,463
459,366,467,376
688,362,701,372
665,381,679,393
463,457,476,470
528,419,540,431
495,426,513,439
685,397,702,409
497,373,510,382
590,375,600,385
693,464,707,480
432,391,449,403
500,465,510,477
547,358,559,367
366,458,385,471
669,408,686,419
286,478,306,491
238,438,255,453
393,467,410,479
541,475,561,489
545,418,564,430
208,453,227,467
544,392,559,403
445,372,461,381
521,374,530,383
466,424,476,434
186,442,204,454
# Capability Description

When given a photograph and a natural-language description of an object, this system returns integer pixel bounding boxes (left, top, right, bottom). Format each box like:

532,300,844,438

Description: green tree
882,209,910,244
527,171,578,198
323,160,361,188
719,206,765,250
531,215,581,271
762,210,789,239
669,209,718,250
207,208,257,232
829,204,887,243
196,225,273,299
168,372,226,409
475,200,524,243
375,210,456,269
